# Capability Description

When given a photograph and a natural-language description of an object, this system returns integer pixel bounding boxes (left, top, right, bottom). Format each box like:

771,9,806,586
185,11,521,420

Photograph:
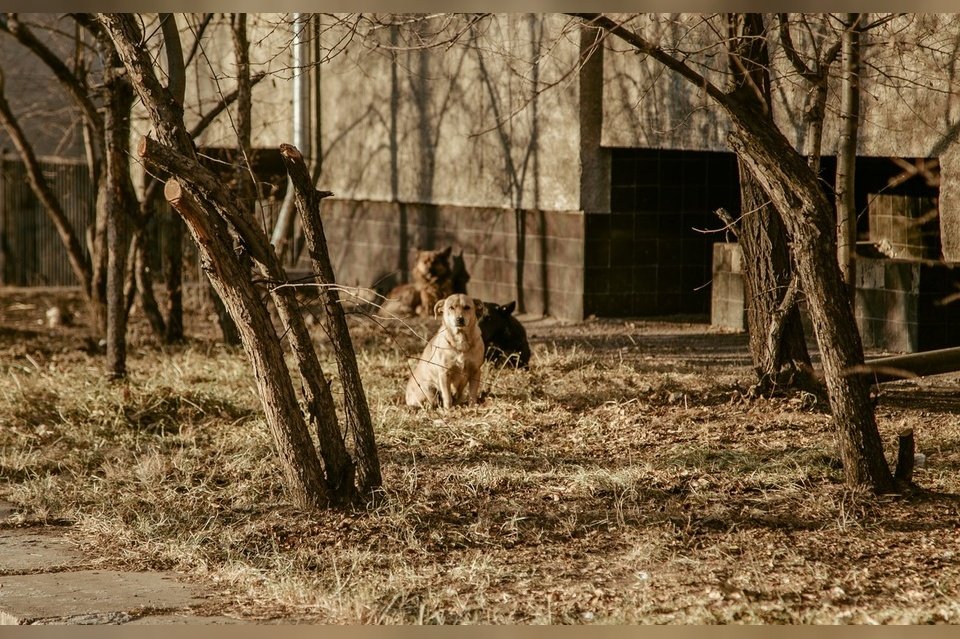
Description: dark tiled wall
917,263,960,351
312,200,585,320
585,148,740,317
855,257,919,352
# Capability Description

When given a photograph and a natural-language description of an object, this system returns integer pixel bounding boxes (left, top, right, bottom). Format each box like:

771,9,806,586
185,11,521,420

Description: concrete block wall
710,246,936,353
868,193,940,261
710,243,747,331
312,199,586,320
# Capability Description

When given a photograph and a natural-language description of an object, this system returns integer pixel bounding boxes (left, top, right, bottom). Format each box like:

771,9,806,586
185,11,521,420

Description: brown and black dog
382,246,457,318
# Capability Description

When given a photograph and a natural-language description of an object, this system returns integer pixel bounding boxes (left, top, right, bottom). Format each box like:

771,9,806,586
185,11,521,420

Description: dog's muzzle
455,316,466,327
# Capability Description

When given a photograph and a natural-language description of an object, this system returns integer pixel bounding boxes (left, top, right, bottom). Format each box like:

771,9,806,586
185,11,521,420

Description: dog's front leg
438,371,454,408
467,371,480,405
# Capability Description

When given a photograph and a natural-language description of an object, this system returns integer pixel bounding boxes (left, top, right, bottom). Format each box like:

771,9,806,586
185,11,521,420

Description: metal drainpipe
272,12,310,253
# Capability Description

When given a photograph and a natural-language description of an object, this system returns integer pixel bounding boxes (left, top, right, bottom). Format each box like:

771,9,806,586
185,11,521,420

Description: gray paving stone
0,530,84,573
125,614,245,624
0,570,205,625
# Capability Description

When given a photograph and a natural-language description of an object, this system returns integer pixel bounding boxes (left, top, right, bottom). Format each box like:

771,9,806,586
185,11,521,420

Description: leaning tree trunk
726,13,814,393
165,180,329,509
141,136,359,506
99,12,348,509
726,94,895,492
280,144,383,496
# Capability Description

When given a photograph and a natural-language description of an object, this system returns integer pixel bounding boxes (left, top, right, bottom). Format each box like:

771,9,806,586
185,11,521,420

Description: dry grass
3,286,960,624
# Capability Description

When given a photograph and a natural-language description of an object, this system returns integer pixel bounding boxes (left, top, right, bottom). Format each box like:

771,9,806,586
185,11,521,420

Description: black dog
479,300,531,369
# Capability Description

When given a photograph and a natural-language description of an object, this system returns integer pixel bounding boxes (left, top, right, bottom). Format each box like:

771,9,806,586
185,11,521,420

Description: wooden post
894,428,915,484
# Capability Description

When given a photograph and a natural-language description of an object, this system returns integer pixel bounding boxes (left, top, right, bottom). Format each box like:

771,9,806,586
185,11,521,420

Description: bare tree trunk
727,113,895,492
163,208,185,343
231,13,255,214
280,143,383,497
726,14,814,393
124,231,167,338
836,13,863,292
165,180,329,509
103,58,136,378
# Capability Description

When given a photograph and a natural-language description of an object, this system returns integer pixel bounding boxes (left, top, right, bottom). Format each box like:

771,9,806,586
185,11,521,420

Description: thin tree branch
568,13,730,108
0,13,104,139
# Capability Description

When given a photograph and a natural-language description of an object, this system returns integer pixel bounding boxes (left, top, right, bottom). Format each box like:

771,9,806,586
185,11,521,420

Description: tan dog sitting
405,294,486,409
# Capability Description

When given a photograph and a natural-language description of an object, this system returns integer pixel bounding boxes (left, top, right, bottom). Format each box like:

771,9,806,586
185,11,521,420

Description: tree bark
726,14,814,393
280,143,383,497
103,59,136,379
836,13,863,292
163,208,185,343
165,179,329,509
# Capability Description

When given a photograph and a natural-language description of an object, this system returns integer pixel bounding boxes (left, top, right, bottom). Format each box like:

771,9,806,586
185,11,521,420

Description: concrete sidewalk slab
125,614,245,624
0,570,206,625
0,530,84,573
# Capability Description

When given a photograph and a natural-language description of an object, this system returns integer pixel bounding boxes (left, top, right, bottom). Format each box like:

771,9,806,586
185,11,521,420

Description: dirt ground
3,285,960,624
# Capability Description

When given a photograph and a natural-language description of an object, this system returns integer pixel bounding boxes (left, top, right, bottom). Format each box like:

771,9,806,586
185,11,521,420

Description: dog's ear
433,299,446,317
439,246,452,258
474,298,486,319
503,300,517,314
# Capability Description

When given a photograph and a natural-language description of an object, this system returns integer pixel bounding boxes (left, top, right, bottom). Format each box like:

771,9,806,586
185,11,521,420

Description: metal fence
0,152,293,289
0,154,95,287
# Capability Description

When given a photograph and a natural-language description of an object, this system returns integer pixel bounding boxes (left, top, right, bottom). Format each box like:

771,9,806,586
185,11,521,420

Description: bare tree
574,13,897,492
835,13,864,292
1,13,264,354
98,12,381,508
776,13,844,174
